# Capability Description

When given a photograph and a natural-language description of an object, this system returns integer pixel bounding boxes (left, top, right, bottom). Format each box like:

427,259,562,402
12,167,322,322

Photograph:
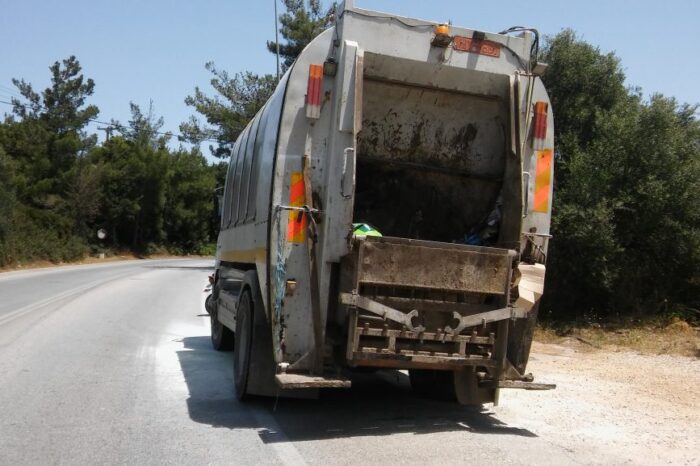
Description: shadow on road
177,336,537,442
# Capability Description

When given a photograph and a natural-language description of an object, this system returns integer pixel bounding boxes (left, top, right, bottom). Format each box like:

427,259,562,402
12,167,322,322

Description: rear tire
507,301,540,374
454,369,496,406
210,306,234,351
409,369,456,401
409,368,496,405
233,290,253,400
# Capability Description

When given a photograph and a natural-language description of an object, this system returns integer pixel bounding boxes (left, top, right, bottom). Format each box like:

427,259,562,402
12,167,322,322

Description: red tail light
533,101,548,150
306,64,323,119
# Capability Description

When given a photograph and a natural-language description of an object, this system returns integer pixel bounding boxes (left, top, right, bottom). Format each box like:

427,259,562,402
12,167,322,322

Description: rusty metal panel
356,237,511,294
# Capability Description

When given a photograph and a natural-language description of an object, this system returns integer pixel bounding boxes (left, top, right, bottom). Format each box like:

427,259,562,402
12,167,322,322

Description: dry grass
535,318,700,357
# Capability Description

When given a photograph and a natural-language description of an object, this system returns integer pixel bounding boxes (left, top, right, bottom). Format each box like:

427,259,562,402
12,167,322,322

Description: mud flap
507,300,540,374
242,271,318,399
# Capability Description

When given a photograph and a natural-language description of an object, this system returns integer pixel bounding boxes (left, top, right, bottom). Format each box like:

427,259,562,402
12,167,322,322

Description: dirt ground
496,341,700,465
536,319,700,358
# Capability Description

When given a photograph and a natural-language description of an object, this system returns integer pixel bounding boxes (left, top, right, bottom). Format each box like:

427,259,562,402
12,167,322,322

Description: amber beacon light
431,23,452,47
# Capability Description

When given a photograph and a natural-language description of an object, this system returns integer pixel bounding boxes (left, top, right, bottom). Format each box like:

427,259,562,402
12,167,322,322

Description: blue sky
1,0,698,152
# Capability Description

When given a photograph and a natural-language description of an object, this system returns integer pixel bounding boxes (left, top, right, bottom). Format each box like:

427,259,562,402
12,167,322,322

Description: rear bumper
340,236,520,374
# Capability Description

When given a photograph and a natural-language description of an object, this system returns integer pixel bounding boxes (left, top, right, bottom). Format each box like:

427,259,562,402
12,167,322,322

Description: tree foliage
540,30,700,320
181,0,335,158
267,0,337,70
11,55,99,137
180,64,276,158
124,100,171,149
0,59,219,265
5,56,98,202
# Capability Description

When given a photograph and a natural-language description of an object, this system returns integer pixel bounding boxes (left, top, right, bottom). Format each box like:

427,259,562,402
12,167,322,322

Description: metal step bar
275,373,351,389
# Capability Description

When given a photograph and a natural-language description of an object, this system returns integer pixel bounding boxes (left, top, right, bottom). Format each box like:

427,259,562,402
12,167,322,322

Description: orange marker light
435,24,449,35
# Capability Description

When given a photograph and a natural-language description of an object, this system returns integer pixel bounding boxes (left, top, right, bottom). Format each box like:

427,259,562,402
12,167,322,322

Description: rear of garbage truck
212,1,555,405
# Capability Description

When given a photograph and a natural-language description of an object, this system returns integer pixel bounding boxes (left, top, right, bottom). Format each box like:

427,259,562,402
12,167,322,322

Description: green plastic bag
352,223,382,238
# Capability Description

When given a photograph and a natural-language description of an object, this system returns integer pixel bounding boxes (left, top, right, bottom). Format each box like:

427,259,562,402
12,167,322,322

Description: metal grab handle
444,307,527,335
340,293,425,332
522,171,530,217
341,147,354,199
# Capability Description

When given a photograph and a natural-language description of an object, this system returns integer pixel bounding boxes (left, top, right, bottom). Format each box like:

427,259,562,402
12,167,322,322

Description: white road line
0,258,191,282
0,260,135,281
0,270,139,326
251,409,308,466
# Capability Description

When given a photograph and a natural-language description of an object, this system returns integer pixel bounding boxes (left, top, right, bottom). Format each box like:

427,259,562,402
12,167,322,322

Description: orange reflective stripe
289,177,305,206
533,149,553,213
287,212,306,242
287,172,307,242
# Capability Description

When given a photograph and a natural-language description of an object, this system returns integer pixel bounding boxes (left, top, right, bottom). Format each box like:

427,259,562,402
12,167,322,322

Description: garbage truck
208,0,555,404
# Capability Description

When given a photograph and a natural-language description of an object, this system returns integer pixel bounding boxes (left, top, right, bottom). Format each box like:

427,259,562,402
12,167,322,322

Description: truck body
210,0,555,404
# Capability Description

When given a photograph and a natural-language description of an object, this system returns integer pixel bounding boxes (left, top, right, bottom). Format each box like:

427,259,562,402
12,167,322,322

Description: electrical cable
0,84,24,100
498,26,541,156
498,26,540,71
339,8,435,30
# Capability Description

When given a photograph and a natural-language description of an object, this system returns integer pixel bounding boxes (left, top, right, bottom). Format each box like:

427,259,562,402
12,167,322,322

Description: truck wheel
507,301,539,374
454,369,496,406
210,307,234,351
205,293,216,314
409,369,496,405
233,290,253,400
408,369,456,401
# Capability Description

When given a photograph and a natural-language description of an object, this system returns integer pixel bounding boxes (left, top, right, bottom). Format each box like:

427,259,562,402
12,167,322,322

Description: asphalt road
1,259,694,465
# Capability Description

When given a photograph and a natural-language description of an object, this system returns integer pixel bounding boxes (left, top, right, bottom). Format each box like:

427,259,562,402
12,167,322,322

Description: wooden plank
491,380,556,390
275,373,351,389
351,351,497,370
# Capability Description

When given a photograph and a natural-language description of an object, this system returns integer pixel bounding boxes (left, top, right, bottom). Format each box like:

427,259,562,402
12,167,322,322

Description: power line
0,93,21,103
274,0,281,82
0,84,23,99
0,98,224,144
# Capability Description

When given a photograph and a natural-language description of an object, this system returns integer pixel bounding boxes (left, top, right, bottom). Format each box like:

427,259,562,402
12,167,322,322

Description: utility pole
274,0,281,81
97,125,113,141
